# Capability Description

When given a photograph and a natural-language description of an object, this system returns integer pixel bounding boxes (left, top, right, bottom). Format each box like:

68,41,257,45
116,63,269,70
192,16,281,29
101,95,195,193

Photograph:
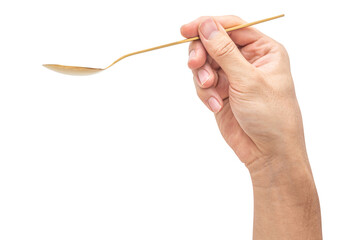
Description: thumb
198,17,253,81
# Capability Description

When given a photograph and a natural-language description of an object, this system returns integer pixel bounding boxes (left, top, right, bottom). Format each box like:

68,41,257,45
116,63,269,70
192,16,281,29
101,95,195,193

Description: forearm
247,154,322,240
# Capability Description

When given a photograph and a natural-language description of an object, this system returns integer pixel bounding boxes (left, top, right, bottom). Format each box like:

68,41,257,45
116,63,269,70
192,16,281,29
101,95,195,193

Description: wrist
246,149,313,188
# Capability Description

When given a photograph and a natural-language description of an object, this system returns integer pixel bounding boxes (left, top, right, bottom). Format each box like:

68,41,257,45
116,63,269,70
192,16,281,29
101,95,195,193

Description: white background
0,0,360,239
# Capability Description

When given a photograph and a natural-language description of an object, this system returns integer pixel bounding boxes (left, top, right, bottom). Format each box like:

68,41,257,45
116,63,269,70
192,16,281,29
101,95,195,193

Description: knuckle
196,89,206,101
214,40,237,58
193,75,203,89
187,61,194,69
272,41,288,57
198,16,210,24
228,15,244,23
211,71,218,87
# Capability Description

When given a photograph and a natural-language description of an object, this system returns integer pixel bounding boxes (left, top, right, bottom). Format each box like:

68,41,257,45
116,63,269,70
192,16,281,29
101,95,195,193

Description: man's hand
181,15,303,168
181,16,322,239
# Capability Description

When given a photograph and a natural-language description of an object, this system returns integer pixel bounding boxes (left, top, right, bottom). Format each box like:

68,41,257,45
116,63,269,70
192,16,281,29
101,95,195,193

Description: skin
180,16,322,239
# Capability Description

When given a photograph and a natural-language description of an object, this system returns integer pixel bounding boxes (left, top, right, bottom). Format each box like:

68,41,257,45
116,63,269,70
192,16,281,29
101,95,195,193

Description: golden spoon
43,14,284,76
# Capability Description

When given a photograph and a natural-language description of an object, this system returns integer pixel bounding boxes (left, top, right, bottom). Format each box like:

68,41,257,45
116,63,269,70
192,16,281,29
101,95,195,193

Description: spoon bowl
43,64,104,76
43,14,284,76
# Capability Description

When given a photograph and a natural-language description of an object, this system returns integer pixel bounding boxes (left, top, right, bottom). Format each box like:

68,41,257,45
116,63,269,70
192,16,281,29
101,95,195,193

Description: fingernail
200,18,219,40
208,97,221,113
189,50,196,61
198,69,210,85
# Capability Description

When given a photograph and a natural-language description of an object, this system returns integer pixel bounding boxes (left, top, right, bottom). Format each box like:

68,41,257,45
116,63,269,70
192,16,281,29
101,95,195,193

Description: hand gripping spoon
43,14,284,76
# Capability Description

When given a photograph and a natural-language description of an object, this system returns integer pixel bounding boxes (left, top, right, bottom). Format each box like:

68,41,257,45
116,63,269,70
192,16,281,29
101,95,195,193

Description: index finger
180,15,265,47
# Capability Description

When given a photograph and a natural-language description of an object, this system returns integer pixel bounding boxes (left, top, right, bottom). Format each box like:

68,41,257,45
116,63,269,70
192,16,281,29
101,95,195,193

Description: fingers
181,15,265,47
215,69,229,100
188,40,220,72
197,17,253,81
192,68,229,113
181,15,244,38
229,27,265,47
188,40,207,69
184,15,265,112
207,55,220,70
189,43,222,113
192,63,218,88
188,41,218,88
194,83,223,113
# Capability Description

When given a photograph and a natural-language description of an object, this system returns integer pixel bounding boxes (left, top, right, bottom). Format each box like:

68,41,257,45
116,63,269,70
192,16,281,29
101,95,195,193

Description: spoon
43,14,284,76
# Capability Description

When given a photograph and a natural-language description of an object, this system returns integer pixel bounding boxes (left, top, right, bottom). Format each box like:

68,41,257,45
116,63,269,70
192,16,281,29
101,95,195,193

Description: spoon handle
106,14,284,69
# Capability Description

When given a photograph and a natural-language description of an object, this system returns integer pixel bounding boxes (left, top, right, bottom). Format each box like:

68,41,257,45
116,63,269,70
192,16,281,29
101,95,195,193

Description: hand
181,16,322,240
181,16,306,170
